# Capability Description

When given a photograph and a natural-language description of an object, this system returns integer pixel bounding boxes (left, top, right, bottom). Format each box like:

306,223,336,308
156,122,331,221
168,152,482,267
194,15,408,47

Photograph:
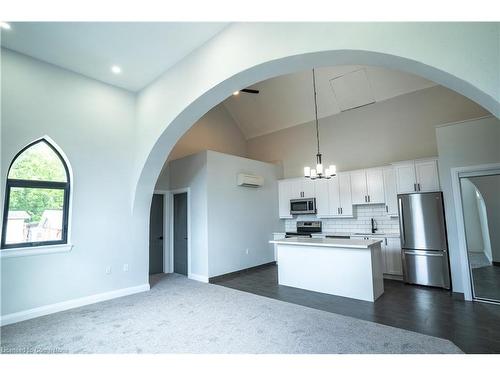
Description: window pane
5,187,64,245
8,141,67,182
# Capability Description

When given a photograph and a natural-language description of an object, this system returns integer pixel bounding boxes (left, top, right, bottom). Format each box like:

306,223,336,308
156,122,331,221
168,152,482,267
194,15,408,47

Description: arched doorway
133,47,499,293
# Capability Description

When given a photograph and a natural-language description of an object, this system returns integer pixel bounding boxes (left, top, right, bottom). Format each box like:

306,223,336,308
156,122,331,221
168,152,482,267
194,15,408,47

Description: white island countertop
270,237,382,249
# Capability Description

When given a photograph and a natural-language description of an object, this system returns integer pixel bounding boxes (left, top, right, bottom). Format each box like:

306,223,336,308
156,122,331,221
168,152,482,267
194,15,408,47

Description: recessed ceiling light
233,91,239,96
111,65,122,74
0,22,11,30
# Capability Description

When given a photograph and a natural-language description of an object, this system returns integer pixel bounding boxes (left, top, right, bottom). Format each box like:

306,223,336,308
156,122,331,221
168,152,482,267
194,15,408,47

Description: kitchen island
269,238,384,302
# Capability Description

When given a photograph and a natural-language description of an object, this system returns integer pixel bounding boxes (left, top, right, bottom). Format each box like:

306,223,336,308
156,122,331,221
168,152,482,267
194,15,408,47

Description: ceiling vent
330,68,375,111
237,173,264,188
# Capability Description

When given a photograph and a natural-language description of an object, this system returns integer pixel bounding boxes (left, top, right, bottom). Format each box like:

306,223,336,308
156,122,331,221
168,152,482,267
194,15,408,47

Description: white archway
132,23,500,290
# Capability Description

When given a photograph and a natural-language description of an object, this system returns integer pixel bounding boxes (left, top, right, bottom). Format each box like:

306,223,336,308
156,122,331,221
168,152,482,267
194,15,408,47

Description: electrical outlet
123,264,129,272
105,266,112,275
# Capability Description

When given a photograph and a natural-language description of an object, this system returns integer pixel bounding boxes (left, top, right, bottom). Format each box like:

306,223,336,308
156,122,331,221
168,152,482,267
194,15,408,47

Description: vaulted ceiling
1,22,229,91
222,65,438,139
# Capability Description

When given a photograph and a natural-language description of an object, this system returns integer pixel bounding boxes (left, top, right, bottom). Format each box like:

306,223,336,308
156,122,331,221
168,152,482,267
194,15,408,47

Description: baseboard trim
383,273,404,281
188,273,209,283
0,283,150,327
209,261,277,283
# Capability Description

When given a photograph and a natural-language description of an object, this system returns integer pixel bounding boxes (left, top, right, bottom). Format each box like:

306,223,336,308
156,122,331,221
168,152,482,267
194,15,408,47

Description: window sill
0,244,73,258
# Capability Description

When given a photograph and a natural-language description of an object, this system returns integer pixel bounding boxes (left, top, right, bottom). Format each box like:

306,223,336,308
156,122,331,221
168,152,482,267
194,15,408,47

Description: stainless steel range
285,221,322,238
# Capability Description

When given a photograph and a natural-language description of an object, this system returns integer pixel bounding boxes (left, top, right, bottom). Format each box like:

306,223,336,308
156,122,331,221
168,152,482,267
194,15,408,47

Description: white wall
167,152,208,278
436,116,500,292
167,151,281,278
1,49,146,316
167,105,247,162
247,85,489,178
206,151,282,277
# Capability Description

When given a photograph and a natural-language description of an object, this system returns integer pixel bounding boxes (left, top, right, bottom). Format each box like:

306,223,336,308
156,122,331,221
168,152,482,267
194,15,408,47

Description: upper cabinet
288,178,316,199
316,173,353,218
393,158,440,194
383,167,398,216
278,178,316,219
277,157,440,220
278,180,293,219
350,168,385,205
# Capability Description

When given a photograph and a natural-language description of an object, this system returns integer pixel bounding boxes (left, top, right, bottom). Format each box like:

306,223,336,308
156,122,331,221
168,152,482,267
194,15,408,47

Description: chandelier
304,69,336,179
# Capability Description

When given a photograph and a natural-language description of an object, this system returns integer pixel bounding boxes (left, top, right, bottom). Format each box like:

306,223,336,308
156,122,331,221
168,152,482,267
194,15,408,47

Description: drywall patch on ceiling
330,68,375,111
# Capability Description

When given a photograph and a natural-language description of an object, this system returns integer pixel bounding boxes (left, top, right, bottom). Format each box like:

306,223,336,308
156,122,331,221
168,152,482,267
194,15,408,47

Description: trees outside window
2,139,70,248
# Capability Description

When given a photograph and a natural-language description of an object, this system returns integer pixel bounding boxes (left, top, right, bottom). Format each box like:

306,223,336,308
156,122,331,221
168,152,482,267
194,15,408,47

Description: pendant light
304,69,336,180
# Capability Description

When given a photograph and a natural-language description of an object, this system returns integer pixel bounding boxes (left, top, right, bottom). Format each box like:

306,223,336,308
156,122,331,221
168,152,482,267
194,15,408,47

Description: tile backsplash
285,204,400,234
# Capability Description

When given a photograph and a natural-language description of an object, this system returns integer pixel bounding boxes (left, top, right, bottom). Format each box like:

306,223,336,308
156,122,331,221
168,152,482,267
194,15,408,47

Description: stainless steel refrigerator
398,192,451,289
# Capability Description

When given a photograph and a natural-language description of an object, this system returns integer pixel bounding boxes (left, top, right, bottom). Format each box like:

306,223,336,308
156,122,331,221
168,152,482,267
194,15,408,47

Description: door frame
153,190,170,273
451,162,500,302
164,188,191,276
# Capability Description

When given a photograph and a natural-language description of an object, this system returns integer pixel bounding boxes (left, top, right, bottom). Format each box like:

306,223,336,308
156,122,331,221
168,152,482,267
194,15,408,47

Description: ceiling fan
233,88,260,96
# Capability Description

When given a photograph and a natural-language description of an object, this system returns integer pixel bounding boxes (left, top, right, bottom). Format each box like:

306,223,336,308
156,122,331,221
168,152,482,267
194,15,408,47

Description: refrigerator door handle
398,197,405,247
404,250,444,257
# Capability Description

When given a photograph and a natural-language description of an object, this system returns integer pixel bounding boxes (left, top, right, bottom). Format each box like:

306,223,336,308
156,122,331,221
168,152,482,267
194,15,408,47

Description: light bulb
304,166,311,177
329,165,336,175
324,168,330,177
310,169,317,179
316,163,323,175
233,91,240,96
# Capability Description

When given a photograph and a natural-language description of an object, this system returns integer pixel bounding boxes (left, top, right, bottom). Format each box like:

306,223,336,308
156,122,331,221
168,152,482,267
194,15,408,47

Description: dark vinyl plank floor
211,264,500,354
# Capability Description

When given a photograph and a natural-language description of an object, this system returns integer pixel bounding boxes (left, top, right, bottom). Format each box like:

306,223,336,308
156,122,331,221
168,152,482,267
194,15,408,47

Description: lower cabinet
383,237,403,276
355,236,403,277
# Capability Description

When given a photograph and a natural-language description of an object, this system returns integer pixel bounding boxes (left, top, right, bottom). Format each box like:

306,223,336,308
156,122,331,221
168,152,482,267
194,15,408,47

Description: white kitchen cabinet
302,179,316,198
415,160,440,192
316,174,353,218
314,179,330,217
350,168,385,204
394,159,440,194
278,180,292,219
350,170,368,204
278,178,316,219
338,173,353,216
288,178,315,199
383,167,398,216
394,162,417,193
384,237,403,276
366,168,385,204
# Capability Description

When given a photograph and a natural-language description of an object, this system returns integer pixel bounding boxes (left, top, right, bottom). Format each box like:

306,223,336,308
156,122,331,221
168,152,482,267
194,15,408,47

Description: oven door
290,198,316,215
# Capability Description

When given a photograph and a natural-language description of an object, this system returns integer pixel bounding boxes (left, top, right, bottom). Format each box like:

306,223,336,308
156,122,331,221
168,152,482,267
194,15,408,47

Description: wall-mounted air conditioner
237,173,264,188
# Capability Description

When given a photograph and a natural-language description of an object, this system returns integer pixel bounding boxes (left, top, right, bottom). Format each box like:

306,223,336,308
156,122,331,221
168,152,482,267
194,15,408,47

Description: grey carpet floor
1,274,462,354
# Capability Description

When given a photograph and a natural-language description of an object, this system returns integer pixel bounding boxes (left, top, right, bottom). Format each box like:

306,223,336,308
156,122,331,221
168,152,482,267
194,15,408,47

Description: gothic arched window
2,139,70,248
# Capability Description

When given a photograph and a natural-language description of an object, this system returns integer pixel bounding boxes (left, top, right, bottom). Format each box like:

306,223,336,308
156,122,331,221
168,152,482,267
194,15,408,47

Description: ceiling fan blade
241,88,260,94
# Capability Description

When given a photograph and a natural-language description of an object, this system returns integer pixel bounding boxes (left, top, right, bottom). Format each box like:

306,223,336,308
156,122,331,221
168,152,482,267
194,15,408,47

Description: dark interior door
149,194,164,275
174,192,188,276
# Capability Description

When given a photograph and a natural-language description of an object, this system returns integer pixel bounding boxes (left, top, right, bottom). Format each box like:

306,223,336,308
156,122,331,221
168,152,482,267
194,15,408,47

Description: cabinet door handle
414,183,417,191
386,205,388,212
368,195,370,202
417,183,421,191
340,207,343,214
364,195,367,202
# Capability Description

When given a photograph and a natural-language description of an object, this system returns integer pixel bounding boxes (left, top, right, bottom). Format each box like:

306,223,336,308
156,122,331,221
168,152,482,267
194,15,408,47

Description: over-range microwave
290,198,316,215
